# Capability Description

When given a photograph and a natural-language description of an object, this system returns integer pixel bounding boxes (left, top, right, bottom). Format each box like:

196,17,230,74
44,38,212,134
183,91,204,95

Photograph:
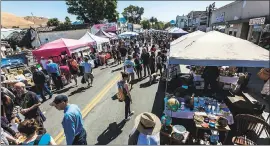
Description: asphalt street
39,58,162,145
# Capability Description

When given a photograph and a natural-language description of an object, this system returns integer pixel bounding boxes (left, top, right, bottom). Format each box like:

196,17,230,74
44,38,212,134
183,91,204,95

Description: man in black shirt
31,66,52,102
141,48,150,77
119,44,128,63
14,82,46,134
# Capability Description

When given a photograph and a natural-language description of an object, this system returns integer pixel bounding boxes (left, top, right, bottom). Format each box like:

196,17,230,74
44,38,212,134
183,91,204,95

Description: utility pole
206,2,215,27
31,12,42,47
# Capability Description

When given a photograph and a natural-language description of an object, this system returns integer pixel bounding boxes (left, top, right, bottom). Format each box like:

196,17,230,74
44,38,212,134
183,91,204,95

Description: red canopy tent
32,38,91,62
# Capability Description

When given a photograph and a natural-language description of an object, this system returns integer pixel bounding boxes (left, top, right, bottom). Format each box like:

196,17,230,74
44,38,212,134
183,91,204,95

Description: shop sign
249,17,265,25
216,12,225,22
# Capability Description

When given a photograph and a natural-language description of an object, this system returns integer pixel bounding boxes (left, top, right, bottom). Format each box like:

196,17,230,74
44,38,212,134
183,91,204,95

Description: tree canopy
140,19,150,29
64,16,72,26
122,5,144,24
47,18,60,27
65,0,118,24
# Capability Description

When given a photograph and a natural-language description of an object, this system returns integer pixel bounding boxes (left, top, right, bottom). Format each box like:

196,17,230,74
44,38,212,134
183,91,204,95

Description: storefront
247,16,270,46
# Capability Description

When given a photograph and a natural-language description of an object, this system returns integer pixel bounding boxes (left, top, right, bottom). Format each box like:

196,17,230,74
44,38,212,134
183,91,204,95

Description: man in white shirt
128,112,161,145
124,56,135,89
81,57,94,87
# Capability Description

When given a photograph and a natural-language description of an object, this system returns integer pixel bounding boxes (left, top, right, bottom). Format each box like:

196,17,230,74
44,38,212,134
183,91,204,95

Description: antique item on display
194,115,204,125
161,114,172,127
167,98,180,112
217,117,228,128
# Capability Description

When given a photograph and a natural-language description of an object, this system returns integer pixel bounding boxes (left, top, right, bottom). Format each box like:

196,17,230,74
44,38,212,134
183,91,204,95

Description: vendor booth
118,31,139,38
79,31,109,52
161,31,270,145
168,27,189,39
95,29,117,39
32,38,91,62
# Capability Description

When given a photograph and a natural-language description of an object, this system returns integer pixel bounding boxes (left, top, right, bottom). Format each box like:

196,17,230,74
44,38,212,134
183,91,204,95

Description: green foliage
140,20,150,29
122,5,144,24
47,18,60,27
149,17,158,27
65,0,118,24
64,16,72,26
164,22,171,30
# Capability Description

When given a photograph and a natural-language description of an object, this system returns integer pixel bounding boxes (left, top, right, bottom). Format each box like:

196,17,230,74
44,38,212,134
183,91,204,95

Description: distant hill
1,12,48,28
24,16,48,27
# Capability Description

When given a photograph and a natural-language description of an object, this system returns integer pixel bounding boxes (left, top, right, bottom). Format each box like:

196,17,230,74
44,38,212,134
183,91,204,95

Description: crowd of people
1,31,172,145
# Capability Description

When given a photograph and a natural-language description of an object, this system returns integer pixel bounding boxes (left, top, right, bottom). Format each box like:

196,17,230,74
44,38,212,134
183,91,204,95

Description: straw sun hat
134,112,161,135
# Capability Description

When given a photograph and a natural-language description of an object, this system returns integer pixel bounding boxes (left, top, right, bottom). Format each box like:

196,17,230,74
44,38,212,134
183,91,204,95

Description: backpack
70,60,79,71
117,81,127,102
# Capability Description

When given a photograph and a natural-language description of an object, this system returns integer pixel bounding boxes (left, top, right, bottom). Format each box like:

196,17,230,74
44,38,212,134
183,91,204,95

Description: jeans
36,83,52,100
72,128,87,145
135,67,142,78
125,98,131,119
51,73,63,90
143,64,150,76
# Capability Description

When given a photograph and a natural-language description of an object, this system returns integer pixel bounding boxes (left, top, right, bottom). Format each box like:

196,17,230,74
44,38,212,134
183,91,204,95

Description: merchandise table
193,73,239,84
164,97,234,125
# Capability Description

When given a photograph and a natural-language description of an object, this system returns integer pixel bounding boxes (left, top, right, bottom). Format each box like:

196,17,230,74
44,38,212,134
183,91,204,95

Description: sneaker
125,117,131,121
49,94,53,99
129,111,134,116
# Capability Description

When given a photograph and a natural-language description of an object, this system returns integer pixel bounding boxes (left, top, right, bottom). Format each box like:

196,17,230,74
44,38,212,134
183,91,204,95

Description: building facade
211,0,270,45
176,15,188,29
187,11,208,32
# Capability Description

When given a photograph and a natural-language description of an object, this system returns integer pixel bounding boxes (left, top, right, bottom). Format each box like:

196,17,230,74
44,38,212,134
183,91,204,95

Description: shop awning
169,31,270,67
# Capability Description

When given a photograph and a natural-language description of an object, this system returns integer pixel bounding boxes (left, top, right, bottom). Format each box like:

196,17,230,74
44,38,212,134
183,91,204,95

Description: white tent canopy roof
168,27,188,34
171,30,205,46
169,31,269,67
79,31,109,45
119,31,139,37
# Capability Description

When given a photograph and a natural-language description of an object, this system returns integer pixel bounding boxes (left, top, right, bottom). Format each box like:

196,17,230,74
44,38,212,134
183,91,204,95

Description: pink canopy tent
32,38,91,62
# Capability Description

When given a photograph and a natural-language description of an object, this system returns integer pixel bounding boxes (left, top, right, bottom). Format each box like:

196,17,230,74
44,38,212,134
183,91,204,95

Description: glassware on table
212,105,216,114
207,105,211,114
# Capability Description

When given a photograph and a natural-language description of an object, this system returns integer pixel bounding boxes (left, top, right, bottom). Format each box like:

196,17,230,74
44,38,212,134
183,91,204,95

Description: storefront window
233,31,237,37
250,31,261,44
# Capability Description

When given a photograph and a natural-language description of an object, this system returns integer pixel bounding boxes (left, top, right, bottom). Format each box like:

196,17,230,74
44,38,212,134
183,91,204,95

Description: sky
1,1,234,22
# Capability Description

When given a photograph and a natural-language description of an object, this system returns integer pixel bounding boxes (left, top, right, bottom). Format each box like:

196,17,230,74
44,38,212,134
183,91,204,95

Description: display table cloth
192,73,239,84
164,97,234,125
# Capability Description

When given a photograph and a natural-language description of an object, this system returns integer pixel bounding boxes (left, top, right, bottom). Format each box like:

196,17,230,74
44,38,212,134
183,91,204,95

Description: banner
91,23,117,34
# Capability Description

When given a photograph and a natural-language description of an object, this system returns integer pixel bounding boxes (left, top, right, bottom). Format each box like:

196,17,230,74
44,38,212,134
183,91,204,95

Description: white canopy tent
169,31,270,67
168,27,188,34
170,30,205,46
118,31,139,37
79,31,109,52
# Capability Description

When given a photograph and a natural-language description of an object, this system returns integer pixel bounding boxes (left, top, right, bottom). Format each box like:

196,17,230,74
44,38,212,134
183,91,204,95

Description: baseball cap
49,95,68,106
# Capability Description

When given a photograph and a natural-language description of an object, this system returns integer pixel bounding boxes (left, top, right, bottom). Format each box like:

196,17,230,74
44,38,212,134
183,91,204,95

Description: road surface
39,59,163,145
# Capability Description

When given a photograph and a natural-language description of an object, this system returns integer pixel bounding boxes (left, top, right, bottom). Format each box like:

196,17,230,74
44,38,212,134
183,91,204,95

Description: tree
122,5,144,24
65,0,118,24
164,22,171,30
47,18,60,27
64,16,72,25
149,17,158,28
140,20,150,29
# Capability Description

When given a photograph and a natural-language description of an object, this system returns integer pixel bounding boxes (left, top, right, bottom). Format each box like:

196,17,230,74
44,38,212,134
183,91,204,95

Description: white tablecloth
193,73,239,84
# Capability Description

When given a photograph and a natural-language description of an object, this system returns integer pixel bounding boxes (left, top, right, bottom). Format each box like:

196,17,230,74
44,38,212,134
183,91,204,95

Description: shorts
84,73,94,81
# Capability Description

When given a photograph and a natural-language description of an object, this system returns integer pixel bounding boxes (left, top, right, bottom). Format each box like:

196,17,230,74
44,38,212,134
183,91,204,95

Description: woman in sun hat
128,112,161,145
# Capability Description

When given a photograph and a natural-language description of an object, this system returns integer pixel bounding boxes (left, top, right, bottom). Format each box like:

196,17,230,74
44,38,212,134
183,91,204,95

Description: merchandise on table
164,96,234,125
